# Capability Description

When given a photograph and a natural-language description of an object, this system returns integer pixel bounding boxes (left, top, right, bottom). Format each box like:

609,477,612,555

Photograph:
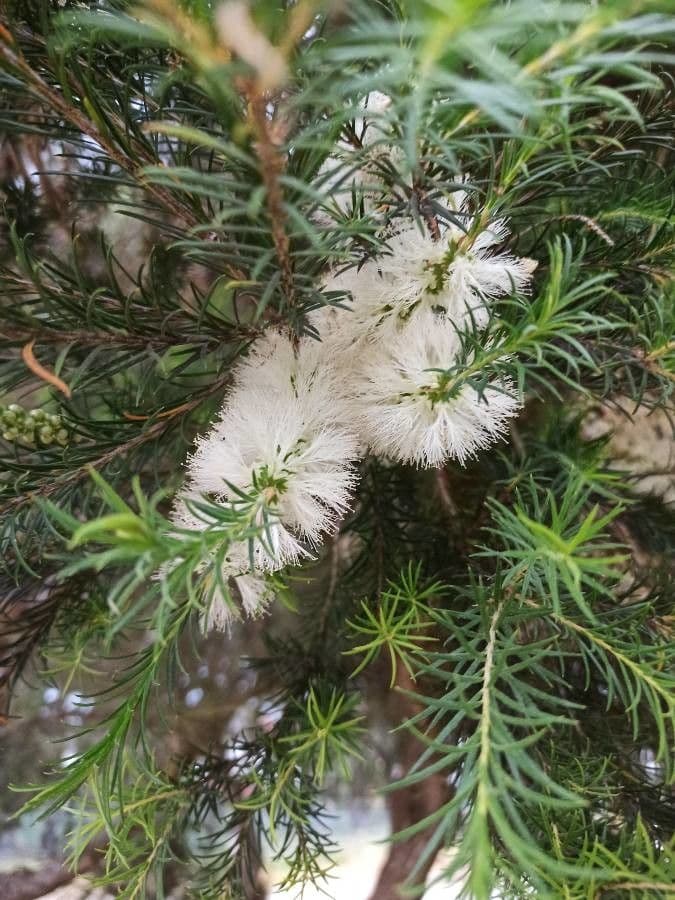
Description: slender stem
245,90,296,314
476,599,503,812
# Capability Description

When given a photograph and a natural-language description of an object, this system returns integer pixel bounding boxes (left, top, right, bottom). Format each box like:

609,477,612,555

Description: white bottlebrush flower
170,495,274,629
201,569,273,632
323,192,534,338
229,329,351,421
352,311,521,467
185,332,360,570
306,297,364,365
212,542,275,621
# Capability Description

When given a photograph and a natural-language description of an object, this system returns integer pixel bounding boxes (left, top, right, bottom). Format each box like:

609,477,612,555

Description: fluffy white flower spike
229,329,349,422
168,497,274,630
172,157,535,631
185,332,360,571
201,569,273,631
325,208,533,339
353,311,521,467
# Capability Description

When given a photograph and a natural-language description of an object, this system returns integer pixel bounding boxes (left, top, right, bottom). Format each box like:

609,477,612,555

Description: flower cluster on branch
175,106,535,626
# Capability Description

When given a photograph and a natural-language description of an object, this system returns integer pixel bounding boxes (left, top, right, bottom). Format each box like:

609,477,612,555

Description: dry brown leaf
122,400,192,421
21,339,72,398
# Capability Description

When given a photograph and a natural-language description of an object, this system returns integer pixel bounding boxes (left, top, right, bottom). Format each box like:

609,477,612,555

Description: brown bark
369,668,452,900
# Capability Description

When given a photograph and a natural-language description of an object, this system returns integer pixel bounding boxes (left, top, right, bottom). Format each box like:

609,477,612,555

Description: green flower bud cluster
0,403,70,448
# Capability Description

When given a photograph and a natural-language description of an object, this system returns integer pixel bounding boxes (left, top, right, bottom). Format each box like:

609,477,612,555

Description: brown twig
369,663,453,900
412,177,442,242
1,324,180,348
0,18,252,286
245,90,296,313
434,466,458,518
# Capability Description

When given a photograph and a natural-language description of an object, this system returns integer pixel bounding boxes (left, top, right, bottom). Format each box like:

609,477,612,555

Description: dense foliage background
0,1,674,898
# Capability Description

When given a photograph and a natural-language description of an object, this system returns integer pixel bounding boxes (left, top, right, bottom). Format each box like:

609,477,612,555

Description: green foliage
389,566,674,897
397,593,585,897
70,761,193,900
275,686,364,786
1,0,674,898
344,563,441,686
17,473,269,817
485,475,627,620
